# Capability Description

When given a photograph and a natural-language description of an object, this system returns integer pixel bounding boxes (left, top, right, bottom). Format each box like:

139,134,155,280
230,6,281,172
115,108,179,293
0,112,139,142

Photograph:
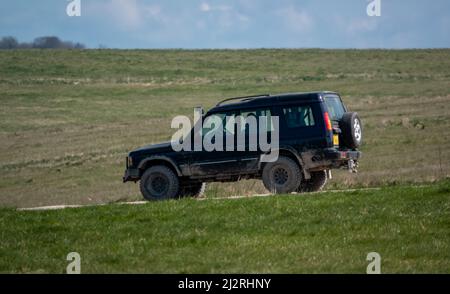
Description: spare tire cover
339,112,362,149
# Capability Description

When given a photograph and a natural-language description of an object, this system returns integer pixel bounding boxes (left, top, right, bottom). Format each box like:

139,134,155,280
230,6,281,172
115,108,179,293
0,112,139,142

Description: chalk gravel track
17,187,383,211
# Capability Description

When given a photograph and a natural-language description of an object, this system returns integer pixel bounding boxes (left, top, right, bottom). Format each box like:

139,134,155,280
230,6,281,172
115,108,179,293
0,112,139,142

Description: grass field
0,49,449,208
1,49,449,274
0,181,449,273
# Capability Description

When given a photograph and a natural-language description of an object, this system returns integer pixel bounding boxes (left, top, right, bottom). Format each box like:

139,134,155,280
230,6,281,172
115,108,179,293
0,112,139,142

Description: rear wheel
262,156,302,194
139,166,180,201
297,170,327,193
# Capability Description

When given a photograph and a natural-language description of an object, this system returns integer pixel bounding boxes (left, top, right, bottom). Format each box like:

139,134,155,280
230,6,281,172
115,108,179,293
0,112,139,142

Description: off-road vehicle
123,91,362,200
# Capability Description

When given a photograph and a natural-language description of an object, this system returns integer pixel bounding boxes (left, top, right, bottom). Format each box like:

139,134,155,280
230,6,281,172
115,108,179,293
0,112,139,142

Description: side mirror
195,106,205,117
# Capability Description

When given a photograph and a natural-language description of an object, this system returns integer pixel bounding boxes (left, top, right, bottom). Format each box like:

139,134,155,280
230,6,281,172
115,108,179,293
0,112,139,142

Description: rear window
324,95,345,121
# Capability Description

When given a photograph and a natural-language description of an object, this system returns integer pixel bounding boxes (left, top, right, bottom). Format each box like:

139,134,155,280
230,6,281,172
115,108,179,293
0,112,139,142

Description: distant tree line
0,36,86,49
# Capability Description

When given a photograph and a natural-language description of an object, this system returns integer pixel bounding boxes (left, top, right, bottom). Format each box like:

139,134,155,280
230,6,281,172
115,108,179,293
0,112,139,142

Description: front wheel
139,166,180,201
262,156,302,194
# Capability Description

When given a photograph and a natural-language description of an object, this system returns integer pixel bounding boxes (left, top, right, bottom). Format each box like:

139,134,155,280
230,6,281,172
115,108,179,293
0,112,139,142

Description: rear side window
282,105,315,128
324,95,345,121
240,108,274,133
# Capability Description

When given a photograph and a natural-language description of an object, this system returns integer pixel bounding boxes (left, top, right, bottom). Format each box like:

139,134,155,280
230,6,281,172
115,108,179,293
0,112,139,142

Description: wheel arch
138,156,182,177
258,147,311,180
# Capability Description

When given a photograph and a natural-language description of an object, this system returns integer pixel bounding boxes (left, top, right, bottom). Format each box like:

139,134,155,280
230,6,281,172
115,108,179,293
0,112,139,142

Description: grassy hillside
1,181,449,273
0,49,450,207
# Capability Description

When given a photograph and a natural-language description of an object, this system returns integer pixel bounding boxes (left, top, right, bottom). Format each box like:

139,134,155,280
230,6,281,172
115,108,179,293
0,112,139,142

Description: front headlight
127,156,133,168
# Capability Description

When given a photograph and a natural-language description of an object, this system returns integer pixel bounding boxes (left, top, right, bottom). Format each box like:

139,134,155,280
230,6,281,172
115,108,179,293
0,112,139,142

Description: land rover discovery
123,91,362,200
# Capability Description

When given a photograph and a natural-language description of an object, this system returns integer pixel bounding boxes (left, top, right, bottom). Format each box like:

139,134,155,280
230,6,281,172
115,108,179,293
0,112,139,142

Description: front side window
282,105,315,128
201,112,237,135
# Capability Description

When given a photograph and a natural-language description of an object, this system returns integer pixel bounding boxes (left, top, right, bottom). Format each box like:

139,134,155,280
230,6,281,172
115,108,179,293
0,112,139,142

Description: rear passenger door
235,107,275,172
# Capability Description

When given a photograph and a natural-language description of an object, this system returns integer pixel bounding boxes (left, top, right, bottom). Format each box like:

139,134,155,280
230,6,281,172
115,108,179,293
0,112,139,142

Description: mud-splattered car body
124,91,362,200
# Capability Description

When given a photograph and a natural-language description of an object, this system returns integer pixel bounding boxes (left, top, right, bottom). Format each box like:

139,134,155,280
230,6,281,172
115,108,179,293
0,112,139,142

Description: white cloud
216,5,232,12
237,0,260,11
237,13,249,23
145,5,162,17
199,2,249,30
200,2,232,13
110,0,142,29
88,0,166,30
276,6,314,33
200,2,211,12
346,18,379,34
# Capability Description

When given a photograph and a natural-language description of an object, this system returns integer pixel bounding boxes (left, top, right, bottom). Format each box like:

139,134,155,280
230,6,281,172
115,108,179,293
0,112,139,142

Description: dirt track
17,187,383,211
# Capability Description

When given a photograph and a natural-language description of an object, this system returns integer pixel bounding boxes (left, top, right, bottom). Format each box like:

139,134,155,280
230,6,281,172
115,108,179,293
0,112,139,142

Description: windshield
324,95,346,121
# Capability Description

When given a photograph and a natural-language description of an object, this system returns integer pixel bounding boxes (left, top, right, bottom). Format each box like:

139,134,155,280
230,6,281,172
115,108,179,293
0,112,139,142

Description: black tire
139,165,180,201
262,156,302,194
178,182,206,198
297,170,327,193
339,112,362,149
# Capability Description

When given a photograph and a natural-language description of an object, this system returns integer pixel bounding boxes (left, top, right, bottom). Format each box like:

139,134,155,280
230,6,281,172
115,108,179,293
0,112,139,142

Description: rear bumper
123,168,140,182
302,148,361,171
323,148,361,161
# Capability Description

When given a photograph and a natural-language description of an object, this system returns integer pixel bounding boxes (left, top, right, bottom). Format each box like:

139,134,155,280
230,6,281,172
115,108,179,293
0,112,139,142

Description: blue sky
0,0,449,48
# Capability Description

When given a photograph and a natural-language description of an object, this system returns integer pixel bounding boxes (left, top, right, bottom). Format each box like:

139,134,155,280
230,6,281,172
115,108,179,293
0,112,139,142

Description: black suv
123,91,362,200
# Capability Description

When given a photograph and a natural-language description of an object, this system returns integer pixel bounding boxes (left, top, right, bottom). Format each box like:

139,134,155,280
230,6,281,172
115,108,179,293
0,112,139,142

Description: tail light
324,112,332,131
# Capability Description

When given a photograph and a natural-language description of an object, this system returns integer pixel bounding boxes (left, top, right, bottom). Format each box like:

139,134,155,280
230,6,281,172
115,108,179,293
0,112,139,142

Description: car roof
207,91,339,114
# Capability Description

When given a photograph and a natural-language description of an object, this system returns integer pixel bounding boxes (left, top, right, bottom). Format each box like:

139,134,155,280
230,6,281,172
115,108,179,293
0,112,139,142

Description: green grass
0,181,449,273
0,49,450,207
1,49,449,274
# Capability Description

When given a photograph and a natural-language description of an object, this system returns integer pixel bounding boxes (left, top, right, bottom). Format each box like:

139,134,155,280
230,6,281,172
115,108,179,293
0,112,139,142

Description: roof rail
216,94,270,106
